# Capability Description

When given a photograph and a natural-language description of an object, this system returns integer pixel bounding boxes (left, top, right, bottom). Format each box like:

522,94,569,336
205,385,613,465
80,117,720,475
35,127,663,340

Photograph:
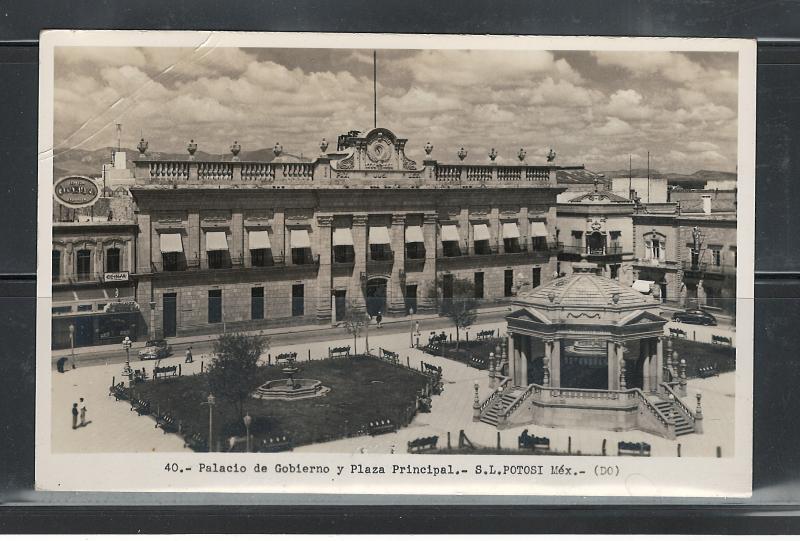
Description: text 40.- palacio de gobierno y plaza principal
51,126,737,347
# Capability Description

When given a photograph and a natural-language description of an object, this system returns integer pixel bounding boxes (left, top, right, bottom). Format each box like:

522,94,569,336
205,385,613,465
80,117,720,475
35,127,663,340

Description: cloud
594,117,633,136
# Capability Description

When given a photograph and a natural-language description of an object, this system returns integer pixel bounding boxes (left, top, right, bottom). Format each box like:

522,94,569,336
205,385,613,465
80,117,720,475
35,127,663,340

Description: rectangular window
712,249,722,266
76,249,92,281
333,245,355,264
531,237,545,251
503,238,521,253
52,250,61,281
504,269,514,297
474,272,484,299
251,248,269,267
369,244,392,261
77,304,93,312
292,247,313,265
162,252,181,271
474,239,491,255
531,267,541,288
442,241,461,257
251,287,264,320
208,250,229,269
292,284,304,317
406,242,425,260
52,306,73,314
609,231,621,254
106,248,121,273
208,289,222,324
652,240,661,260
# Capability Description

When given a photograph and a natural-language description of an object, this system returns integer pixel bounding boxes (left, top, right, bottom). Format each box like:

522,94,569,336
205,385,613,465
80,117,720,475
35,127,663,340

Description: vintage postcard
36,31,755,497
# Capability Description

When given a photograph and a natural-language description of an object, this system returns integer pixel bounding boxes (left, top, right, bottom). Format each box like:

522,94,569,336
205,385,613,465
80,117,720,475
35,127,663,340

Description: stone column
490,206,502,254
231,211,244,265
186,211,200,264
316,214,333,322
550,339,562,387
419,212,438,312
135,214,150,274
519,335,529,386
641,338,651,393
607,340,619,390
507,333,518,385
655,336,664,390
388,213,407,314
349,213,368,311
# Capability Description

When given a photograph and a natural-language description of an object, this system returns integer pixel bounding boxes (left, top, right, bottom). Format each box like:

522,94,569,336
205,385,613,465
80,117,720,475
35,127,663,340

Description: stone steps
479,387,525,427
653,400,695,436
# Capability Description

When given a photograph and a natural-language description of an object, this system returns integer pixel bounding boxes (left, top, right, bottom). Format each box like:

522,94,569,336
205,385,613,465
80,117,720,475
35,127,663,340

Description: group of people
70,397,88,429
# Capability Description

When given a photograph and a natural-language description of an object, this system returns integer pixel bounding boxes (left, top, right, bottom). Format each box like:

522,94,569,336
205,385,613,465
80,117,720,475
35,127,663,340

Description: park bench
184,432,207,452
380,348,400,364
367,419,396,436
518,429,551,452
417,395,432,413
476,329,495,341
422,361,442,377
669,328,687,339
698,365,720,378
329,346,351,359
618,441,651,456
132,368,148,383
153,364,179,380
154,411,178,433
130,398,151,416
407,435,439,453
275,352,297,366
712,335,732,346
108,382,129,401
468,356,487,369
260,435,293,453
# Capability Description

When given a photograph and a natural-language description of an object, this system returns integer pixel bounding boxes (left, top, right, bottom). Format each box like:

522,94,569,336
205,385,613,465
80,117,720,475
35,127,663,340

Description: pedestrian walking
71,403,79,430
79,397,87,426
376,311,383,328
185,346,194,363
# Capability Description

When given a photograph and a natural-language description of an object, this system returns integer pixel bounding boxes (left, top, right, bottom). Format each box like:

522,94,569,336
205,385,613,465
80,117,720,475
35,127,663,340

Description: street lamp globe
207,393,216,406
243,412,252,429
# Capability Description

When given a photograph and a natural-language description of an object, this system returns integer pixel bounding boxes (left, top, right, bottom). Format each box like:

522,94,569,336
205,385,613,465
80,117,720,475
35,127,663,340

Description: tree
425,277,478,349
207,332,269,420
341,302,370,355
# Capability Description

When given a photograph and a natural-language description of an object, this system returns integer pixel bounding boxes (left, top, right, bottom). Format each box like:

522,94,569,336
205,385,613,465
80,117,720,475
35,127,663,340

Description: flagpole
373,50,377,129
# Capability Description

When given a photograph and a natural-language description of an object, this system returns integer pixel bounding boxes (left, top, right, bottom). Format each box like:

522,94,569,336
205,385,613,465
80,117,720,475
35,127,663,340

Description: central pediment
332,127,419,173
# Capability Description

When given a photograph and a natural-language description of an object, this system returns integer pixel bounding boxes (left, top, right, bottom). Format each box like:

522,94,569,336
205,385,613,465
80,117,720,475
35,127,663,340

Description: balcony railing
561,244,624,257
681,261,736,275
144,253,319,274
437,241,561,259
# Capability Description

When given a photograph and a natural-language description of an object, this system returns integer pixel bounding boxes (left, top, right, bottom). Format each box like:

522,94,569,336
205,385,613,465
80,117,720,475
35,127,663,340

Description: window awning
369,226,391,245
473,223,491,242
632,280,655,294
333,228,354,247
502,222,521,239
530,221,548,237
248,230,271,250
441,224,460,242
405,225,424,243
290,229,311,249
159,233,183,254
205,231,229,252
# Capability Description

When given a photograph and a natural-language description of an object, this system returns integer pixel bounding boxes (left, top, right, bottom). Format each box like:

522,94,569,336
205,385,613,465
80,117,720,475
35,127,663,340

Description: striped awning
333,228,354,246
530,221,548,237
369,226,391,245
290,229,311,249
502,222,521,239
405,225,424,243
441,224,460,242
205,231,229,251
248,230,271,250
632,280,655,294
473,223,491,242
159,233,183,253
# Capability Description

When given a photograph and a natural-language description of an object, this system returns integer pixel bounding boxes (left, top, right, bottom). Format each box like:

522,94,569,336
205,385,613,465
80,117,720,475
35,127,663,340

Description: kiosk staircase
651,397,695,436
479,386,526,427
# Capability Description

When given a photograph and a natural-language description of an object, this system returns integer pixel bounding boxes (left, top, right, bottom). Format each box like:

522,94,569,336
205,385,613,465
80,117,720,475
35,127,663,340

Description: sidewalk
52,304,511,359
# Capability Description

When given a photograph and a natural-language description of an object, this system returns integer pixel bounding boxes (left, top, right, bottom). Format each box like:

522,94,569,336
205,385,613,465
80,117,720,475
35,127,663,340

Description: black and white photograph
36,32,755,496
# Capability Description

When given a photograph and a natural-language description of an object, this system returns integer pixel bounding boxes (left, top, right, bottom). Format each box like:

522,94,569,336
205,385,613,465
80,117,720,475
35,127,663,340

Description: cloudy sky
54,46,738,173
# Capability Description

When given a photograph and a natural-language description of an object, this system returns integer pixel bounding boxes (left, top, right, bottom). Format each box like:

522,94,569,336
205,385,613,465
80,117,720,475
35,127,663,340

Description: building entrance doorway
163,293,177,337
366,278,387,317
334,290,347,321
587,232,605,255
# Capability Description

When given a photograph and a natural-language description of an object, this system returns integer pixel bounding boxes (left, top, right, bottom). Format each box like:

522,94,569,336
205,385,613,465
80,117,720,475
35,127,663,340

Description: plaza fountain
252,363,329,400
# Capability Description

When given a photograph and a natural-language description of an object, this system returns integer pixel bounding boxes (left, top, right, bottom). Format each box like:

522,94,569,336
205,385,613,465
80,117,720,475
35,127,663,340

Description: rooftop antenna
629,154,632,200
647,150,651,204
373,50,377,129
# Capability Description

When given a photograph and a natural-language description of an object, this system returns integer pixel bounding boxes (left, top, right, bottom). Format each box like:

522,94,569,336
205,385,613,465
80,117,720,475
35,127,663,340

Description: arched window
644,234,666,262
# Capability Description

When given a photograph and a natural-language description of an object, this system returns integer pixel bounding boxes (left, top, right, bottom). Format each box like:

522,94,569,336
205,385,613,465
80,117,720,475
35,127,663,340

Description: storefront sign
103,271,129,282
54,175,99,208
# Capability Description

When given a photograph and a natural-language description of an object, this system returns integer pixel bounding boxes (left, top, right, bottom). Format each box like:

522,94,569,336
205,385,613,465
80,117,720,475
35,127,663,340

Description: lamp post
205,393,216,452
243,412,252,453
121,336,132,376
472,380,481,420
409,307,415,347
68,324,75,368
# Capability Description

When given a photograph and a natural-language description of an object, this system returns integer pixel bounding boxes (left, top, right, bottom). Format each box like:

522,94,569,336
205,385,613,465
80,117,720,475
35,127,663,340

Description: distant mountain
600,168,736,185
53,146,309,179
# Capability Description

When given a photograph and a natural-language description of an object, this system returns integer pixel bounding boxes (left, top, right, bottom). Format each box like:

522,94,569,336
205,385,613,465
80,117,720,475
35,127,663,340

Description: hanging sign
54,175,99,208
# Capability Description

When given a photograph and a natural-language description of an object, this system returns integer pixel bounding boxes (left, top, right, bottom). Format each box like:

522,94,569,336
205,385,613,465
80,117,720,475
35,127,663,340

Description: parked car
138,339,173,360
671,309,717,326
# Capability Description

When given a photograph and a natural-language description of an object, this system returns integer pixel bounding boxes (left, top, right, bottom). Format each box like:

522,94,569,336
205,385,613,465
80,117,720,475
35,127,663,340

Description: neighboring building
632,191,736,313
611,176,668,204
128,128,578,339
556,183,636,283
555,168,607,202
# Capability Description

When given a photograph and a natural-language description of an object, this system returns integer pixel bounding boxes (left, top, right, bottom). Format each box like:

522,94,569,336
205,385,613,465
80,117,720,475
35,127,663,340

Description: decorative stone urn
457,147,468,161
273,142,283,157
517,148,527,162
489,148,498,162
230,140,241,160
137,138,148,157
320,138,328,153
187,139,198,159
424,141,433,155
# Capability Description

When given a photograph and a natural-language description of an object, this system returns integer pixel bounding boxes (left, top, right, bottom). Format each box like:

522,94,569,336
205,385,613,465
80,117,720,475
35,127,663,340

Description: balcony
436,242,558,268
141,253,319,277
561,244,624,258
367,249,395,274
